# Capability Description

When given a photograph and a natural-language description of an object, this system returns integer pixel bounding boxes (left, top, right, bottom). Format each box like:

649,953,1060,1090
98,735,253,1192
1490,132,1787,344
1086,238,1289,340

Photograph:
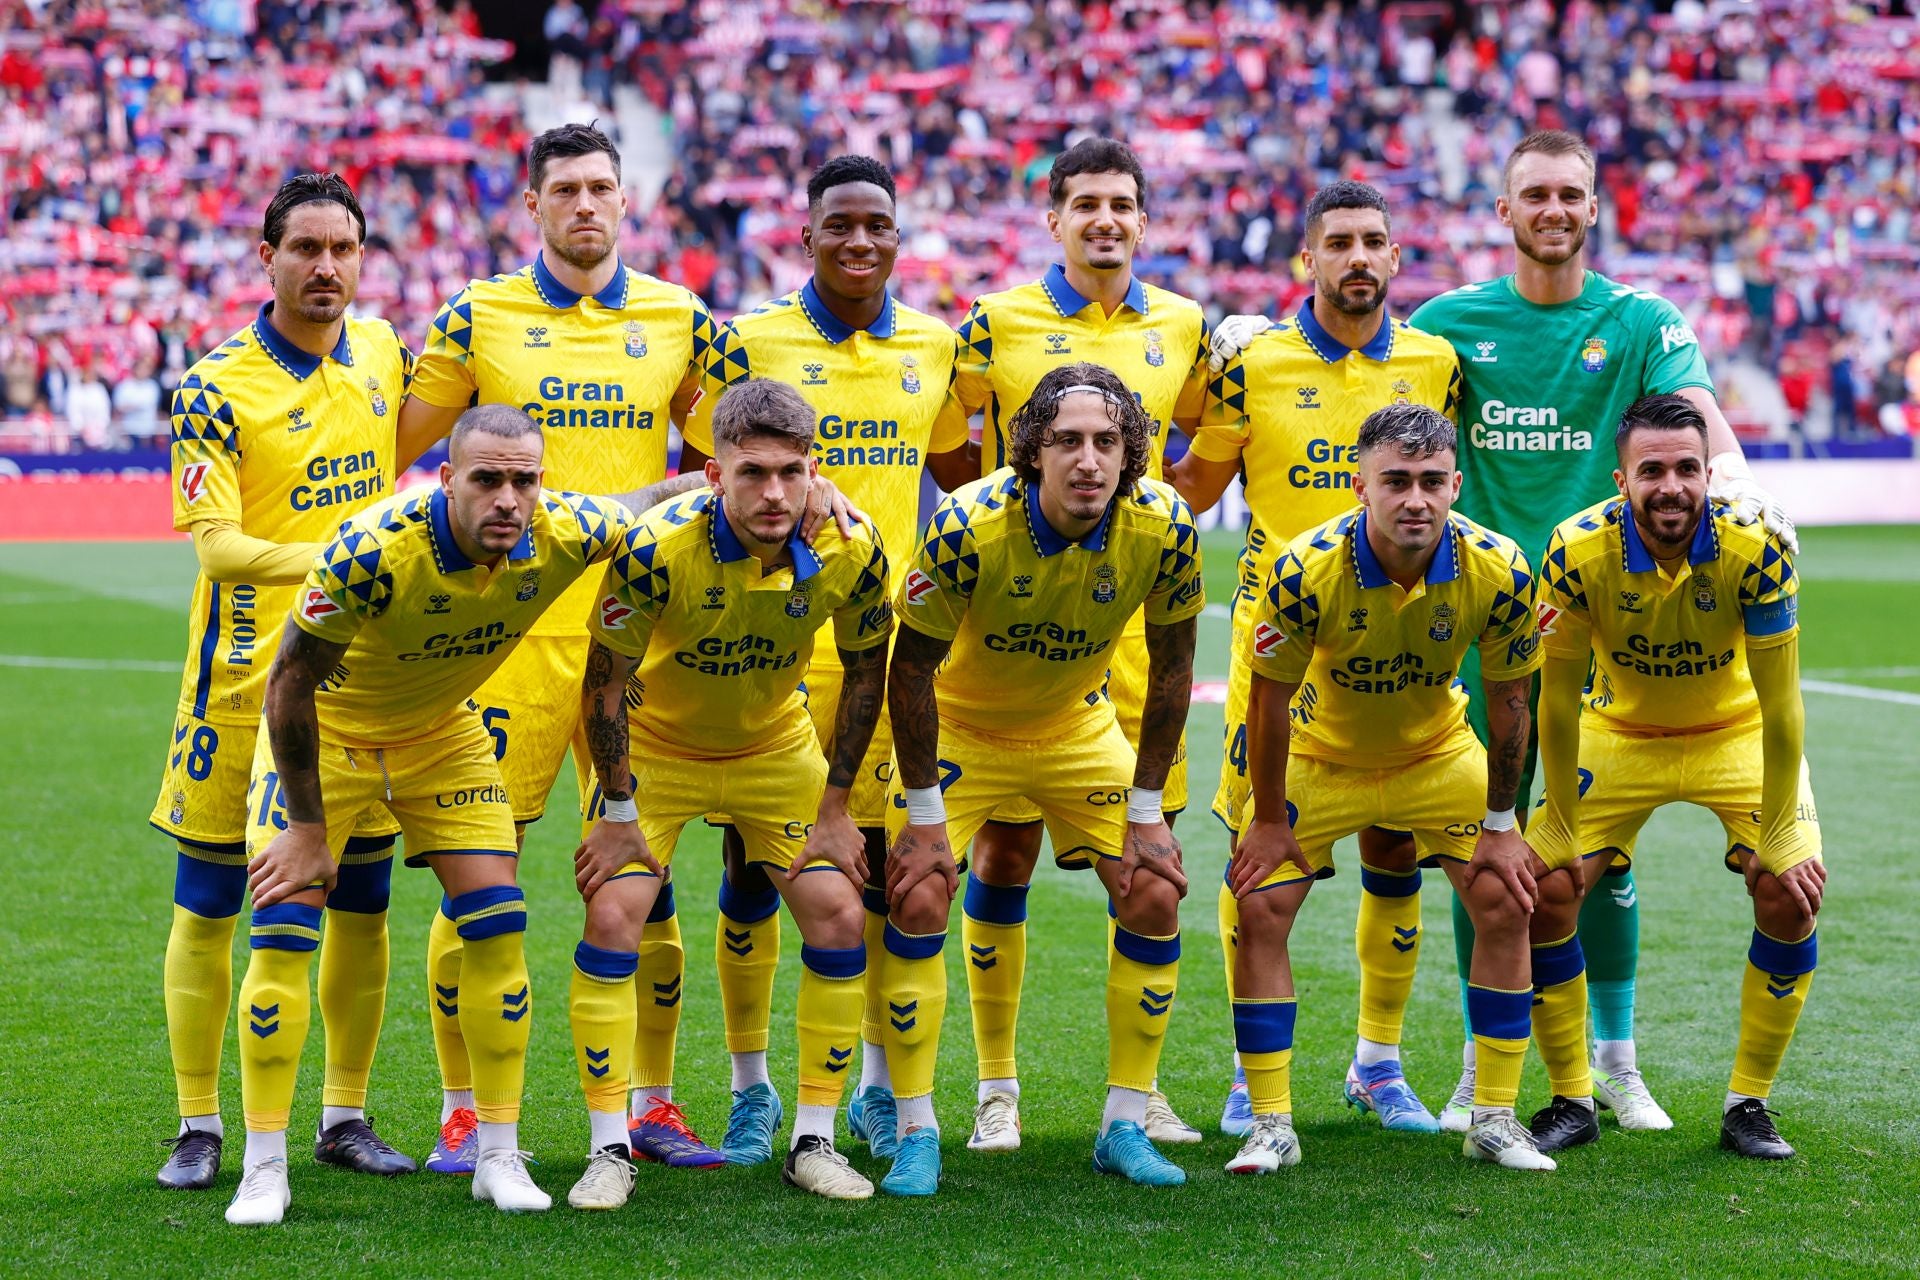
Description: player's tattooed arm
826,643,888,790
1136,616,1197,789
609,472,705,518
887,623,952,789
581,639,641,802
1482,674,1533,812
263,624,349,825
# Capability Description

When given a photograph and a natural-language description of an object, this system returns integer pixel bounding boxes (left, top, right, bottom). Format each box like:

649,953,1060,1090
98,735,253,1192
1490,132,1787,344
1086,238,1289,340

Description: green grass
3,527,1918,1278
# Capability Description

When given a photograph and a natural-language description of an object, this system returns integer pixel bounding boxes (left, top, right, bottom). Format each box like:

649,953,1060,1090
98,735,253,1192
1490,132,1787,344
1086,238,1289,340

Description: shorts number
482,706,511,761
183,724,219,782
1227,724,1247,778
254,770,289,832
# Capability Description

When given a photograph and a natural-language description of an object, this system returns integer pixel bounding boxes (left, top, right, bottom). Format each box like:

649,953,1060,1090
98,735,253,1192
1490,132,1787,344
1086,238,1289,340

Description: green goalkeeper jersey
1409,269,1714,560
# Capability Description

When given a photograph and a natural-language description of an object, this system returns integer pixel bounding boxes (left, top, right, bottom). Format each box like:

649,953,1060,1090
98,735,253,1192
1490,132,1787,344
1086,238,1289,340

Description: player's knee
1751,869,1820,936
1357,826,1418,873
1530,866,1581,939
173,850,246,920
1461,877,1529,939
326,842,394,914
895,877,951,935
1113,874,1180,937
800,890,866,950
584,877,656,949
1234,885,1299,947
973,822,1043,885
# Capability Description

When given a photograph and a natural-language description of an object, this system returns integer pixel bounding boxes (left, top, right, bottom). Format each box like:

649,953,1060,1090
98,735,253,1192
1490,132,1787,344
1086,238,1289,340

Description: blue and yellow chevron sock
881,922,947,1111
796,943,865,1109
1234,997,1297,1116
716,871,780,1056
1107,925,1179,1092
631,883,682,1095
449,886,531,1125
571,941,638,1117
318,849,393,1111
238,902,321,1132
1467,984,1532,1112
1531,933,1591,1099
963,876,1028,1082
1356,862,1421,1047
164,850,244,1119
1731,929,1817,1099
426,896,471,1093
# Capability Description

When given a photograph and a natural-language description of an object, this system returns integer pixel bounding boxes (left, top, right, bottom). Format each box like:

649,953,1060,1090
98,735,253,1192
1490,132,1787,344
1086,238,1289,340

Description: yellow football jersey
590,489,893,758
1538,497,1799,734
1250,509,1542,767
953,264,1208,477
292,485,630,747
167,306,411,726
411,254,714,637
1196,307,1461,605
897,468,1206,739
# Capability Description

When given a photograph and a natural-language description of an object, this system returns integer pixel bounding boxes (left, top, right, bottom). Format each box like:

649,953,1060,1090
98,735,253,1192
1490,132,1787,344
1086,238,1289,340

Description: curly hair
1006,362,1154,492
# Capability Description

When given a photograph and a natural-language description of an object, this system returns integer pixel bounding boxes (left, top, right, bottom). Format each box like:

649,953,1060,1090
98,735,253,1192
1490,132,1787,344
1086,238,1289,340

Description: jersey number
482,706,511,761
1227,724,1247,778
174,722,220,782
254,770,289,833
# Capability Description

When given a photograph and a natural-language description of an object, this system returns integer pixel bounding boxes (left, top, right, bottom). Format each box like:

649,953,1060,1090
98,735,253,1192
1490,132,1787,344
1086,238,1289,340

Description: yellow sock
796,944,865,1107
1530,933,1591,1099
448,887,531,1124
1355,863,1421,1044
1107,925,1179,1092
1217,880,1240,1002
1731,929,1817,1098
962,877,1028,1080
716,872,780,1055
571,942,638,1115
860,893,888,1048
317,911,388,1110
426,897,471,1092
1233,998,1296,1114
165,904,238,1117
881,923,947,1100
631,887,682,1093
239,903,321,1131
1467,984,1532,1110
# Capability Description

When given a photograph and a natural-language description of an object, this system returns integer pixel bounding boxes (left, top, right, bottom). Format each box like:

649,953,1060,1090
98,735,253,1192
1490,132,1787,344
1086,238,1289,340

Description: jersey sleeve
927,341,971,454
1736,530,1798,649
895,494,978,640
298,526,391,643
952,299,993,415
1248,547,1317,684
1639,294,1715,395
1172,315,1211,424
591,521,669,658
547,491,635,566
1188,350,1250,463
831,529,895,653
410,286,480,409
1477,545,1544,681
1535,526,1591,658
679,318,751,458
1437,352,1462,423
1145,494,1206,625
170,372,242,531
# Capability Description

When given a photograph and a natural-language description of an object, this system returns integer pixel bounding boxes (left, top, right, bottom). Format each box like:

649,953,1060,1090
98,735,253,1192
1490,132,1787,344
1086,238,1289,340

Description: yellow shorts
583,724,829,878
989,619,1188,825
152,709,397,860
803,655,894,829
1248,731,1488,892
243,712,517,867
1544,719,1822,873
470,632,591,825
889,707,1134,869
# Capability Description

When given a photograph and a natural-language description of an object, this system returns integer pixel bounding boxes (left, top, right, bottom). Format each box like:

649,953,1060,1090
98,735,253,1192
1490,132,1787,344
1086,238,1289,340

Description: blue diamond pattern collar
427,487,535,572
1352,509,1460,589
530,253,629,310
1040,262,1148,318
1620,499,1720,573
252,304,352,382
1295,301,1393,365
1022,478,1114,557
798,279,897,344
706,495,822,580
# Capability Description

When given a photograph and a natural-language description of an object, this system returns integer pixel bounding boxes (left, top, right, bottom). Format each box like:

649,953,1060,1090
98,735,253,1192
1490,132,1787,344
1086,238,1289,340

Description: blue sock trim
1749,929,1817,977
862,886,888,916
717,872,779,924
1232,999,1297,1054
962,876,1028,926
1531,936,1587,989
250,902,322,951
1358,863,1422,898
646,881,677,925
1466,984,1532,1041
574,940,639,980
448,885,526,940
883,922,946,960
800,942,867,980
326,856,393,914
173,852,245,919
1112,925,1180,966
439,893,456,922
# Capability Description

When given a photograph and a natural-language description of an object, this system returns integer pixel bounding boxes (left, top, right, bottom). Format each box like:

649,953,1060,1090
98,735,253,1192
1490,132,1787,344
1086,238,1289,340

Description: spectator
66,363,113,451
113,356,166,449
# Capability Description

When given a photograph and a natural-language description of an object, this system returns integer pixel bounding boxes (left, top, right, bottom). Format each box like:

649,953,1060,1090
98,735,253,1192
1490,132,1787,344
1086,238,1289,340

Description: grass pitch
2,527,1917,1278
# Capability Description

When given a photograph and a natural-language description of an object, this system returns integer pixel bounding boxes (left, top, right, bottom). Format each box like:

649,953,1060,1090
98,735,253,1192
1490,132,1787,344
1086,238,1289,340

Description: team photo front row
180,362,1816,1222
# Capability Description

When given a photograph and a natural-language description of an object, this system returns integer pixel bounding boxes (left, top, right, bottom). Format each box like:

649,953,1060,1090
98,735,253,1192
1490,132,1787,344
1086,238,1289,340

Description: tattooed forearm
887,623,952,790
1483,675,1533,811
826,643,887,790
264,621,348,825
581,639,640,802
610,471,704,517
1135,617,1197,789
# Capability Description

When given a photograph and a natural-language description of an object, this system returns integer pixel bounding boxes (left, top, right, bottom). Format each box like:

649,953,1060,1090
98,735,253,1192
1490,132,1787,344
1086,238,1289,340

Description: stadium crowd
4,0,1919,451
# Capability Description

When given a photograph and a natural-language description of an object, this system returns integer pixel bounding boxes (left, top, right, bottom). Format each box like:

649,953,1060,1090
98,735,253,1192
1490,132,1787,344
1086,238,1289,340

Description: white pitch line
1805,666,1920,680
0,654,176,673
1803,679,1920,708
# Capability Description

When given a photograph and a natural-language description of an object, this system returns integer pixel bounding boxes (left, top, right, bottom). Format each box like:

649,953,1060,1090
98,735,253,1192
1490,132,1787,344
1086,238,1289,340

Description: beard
1514,215,1589,267
1322,272,1387,317
1633,492,1702,550
544,224,615,272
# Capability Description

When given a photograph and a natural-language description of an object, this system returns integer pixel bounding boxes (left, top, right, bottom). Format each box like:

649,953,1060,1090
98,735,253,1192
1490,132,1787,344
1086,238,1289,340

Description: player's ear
703,456,723,490
1494,194,1513,227
800,224,814,258
1613,467,1628,497
439,459,455,492
1387,241,1402,276
1449,470,1463,502
257,240,273,275
1046,206,1062,243
523,186,539,222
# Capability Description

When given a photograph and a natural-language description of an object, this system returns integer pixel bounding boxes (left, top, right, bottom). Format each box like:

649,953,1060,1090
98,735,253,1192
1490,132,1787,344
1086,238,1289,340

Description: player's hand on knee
1225,816,1305,899
795,807,866,889
800,475,868,543
574,817,659,899
1466,827,1538,913
1120,818,1187,898
1207,313,1273,373
1769,858,1826,919
886,823,958,911
248,824,336,908
1708,452,1799,554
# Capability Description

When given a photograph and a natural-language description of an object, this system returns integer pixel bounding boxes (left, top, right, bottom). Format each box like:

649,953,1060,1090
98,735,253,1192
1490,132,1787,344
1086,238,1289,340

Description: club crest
625,321,648,359
1428,602,1456,642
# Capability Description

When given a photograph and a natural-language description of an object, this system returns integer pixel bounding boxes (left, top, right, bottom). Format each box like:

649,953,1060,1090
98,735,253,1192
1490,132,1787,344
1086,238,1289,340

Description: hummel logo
1045,333,1070,354
286,407,311,432
425,592,452,615
703,585,726,610
801,362,827,385
524,325,550,348
1618,590,1643,614
1010,573,1033,598
1473,340,1499,364
1295,385,1320,409
1347,607,1368,632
